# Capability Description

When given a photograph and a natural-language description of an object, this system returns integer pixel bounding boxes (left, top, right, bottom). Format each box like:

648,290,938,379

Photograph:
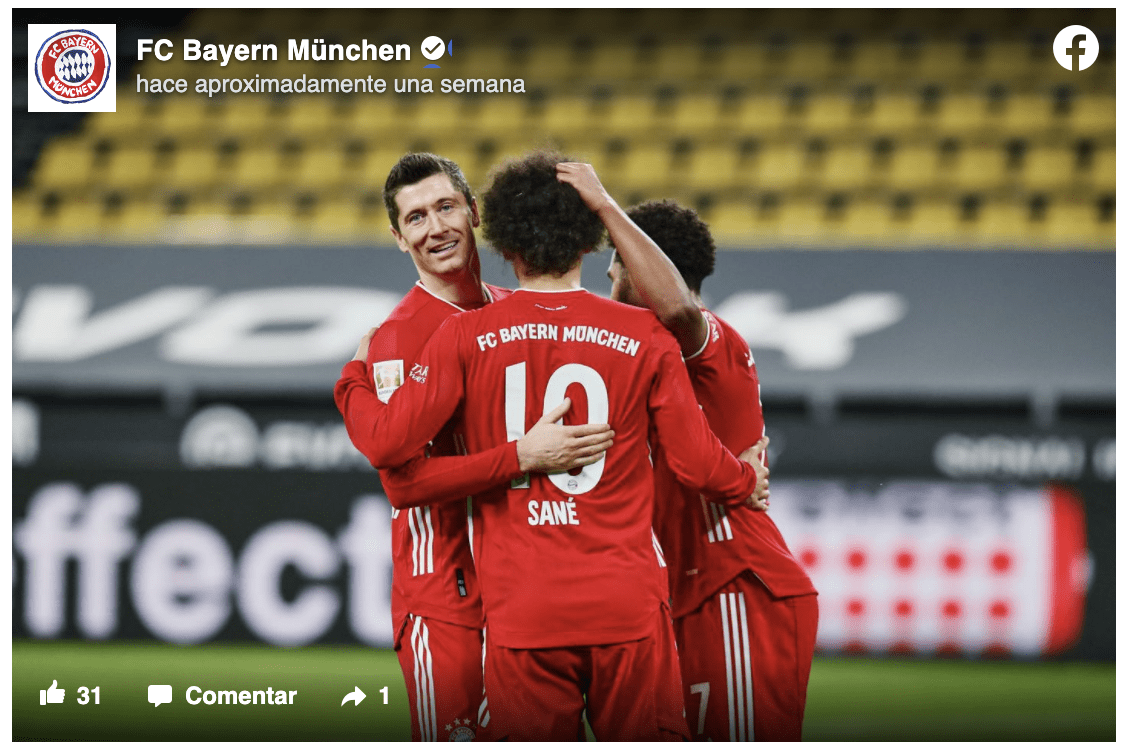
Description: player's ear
468,197,480,228
390,224,410,254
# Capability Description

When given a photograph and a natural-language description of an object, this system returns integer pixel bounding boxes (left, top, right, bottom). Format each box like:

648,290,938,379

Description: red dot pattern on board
893,599,914,617
799,548,819,569
846,548,867,570
890,641,915,655
942,550,965,573
982,643,1012,658
846,599,865,616
941,600,962,618
936,641,963,656
843,641,868,655
990,550,1013,574
894,549,916,571
989,600,1011,619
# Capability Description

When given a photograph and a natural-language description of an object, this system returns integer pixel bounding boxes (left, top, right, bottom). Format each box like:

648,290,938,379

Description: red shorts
674,573,819,741
394,614,484,742
482,606,687,741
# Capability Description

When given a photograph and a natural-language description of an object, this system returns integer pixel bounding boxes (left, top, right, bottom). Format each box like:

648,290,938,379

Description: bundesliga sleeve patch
372,360,404,404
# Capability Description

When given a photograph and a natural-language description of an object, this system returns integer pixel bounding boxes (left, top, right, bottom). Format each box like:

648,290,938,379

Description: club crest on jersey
35,29,112,104
409,363,429,384
446,718,476,741
373,359,404,404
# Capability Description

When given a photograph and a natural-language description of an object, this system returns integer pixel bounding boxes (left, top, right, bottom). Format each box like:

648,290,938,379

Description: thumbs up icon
40,680,66,705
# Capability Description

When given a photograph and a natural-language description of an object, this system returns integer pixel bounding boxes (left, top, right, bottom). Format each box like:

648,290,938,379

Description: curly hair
384,152,473,228
480,151,606,277
624,200,716,293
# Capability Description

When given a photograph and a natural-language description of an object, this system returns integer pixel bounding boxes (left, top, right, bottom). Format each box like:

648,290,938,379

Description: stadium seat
903,200,961,245
47,200,109,242
84,88,150,138
1070,95,1116,136
524,42,582,84
228,146,287,191
12,193,44,240
1045,199,1114,248
754,143,811,192
840,198,892,242
1001,94,1056,137
669,92,729,137
654,42,709,83
736,94,790,136
281,98,344,139
801,94,857,136
151,98,216,140
163,146,222,191
1088,147,1116,192
1019,146,1078,193
102,147,159,192
886,144,940,192
32,138,95,192
867,95,919,133
686,144,747,192
293,146,348,192
216,98,283,139
468,96,536,138
820,144,875,192
949,145,1007,191
541,96,597,139
935,93,988,136
604,94,665,138
611,142,677,191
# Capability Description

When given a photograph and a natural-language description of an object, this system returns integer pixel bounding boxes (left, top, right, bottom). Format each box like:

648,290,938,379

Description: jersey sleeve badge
373,359,404,403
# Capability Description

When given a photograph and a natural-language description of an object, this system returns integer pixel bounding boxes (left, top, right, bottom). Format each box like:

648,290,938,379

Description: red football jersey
653,310,817,619
361,281,511,630
341,288,757,649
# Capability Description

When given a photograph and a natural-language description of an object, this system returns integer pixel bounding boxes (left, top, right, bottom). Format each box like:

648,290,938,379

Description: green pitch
13,641,1114,742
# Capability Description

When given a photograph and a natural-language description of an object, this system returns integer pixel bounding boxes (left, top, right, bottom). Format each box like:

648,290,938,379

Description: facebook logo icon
1053,25,1099,72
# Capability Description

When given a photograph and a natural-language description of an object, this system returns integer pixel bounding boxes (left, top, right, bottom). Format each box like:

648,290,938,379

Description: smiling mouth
430,240,458,254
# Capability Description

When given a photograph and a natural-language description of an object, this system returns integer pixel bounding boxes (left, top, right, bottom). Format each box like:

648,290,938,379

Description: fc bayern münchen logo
35,29,112,104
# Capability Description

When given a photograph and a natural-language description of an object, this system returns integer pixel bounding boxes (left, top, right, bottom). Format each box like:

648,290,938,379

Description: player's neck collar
414,280,491,311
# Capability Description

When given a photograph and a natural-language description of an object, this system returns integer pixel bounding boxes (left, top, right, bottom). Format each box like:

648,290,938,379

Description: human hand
738,436,771,511
353,327,378,362
517,398,615,473
555,162,616,214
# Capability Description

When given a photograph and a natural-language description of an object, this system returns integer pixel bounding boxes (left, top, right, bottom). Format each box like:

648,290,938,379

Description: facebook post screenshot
12,7,1115,743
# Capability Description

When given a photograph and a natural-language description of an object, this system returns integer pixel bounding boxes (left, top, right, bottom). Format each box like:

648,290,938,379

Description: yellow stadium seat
541,96,597,139
588,43,644,82
754,144,810,192
216,98,282,139
984,42,1042,83
1070,95,1116,136
525,42,582,84
935,94,988,136
1088,148,1115,192
801,94,856,136
777,198,826,243
736,94,789,136
469,96,535,137
717,42,768,82
915,41,966,81
102,147,158,191
281,97,344,139
686,145,746,192
949,145,1006,191
669,93,727,137
292,146,347,192
615,143,676,191
153,97,220,140
84,87,150,138
1019,146,1078,192
1045,200,1114,248
356,146,419,190
1001,94,1055,136
308,201,365,243
32,138,95,192
867,95,919,133
12,194,45,240
783,42,832,80
107,200,167,242
229,147,286,191
47,201,108,242
821,145,874,191
841,199,892,243
605,94,663,137
973,201,1033,247
887,144,940,192
703,198,757,239
163,146,221,191
347,98,416,138
904,200,959,246
654,42,709,82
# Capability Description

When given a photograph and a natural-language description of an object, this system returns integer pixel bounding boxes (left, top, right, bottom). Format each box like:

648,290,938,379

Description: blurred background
12,7,1114,742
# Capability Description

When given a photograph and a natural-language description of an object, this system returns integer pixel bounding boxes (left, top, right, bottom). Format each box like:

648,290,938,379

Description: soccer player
335,152,770,741
558,163,819,741
347,153,614,742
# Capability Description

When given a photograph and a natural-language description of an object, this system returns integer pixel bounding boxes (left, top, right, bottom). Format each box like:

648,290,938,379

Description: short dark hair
624,200,716,293
383,152,474,228
480,151,606,277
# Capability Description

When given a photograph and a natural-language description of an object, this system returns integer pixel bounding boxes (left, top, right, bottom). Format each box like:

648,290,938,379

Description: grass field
12,641,1115,742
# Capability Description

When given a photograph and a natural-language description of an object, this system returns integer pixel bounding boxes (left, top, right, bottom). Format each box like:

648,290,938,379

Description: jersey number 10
505,361,609,494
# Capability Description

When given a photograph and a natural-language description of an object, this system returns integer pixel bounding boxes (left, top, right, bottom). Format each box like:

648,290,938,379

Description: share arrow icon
341,686,366,706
